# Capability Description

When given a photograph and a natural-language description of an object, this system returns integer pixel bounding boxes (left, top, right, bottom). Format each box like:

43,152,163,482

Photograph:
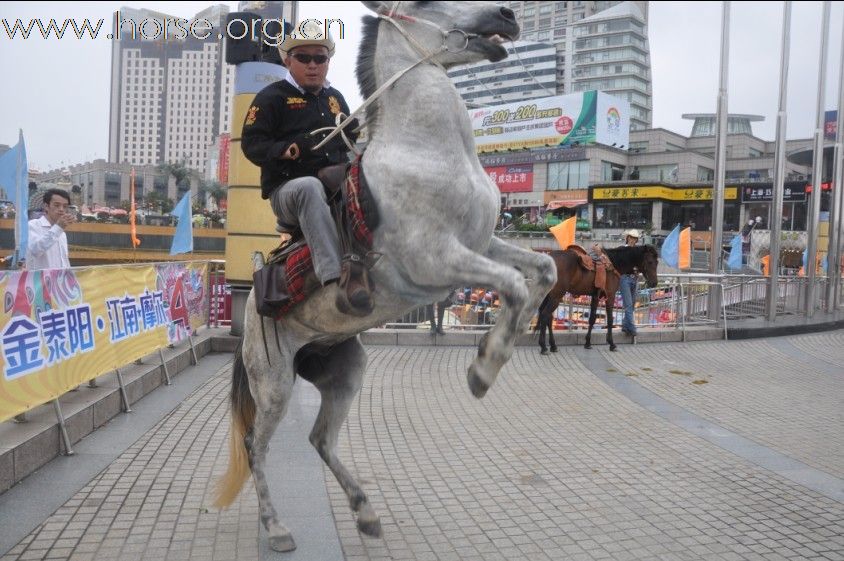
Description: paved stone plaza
1,331,842,561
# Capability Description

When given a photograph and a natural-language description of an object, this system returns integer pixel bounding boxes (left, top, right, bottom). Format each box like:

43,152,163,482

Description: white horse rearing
213,1,556,552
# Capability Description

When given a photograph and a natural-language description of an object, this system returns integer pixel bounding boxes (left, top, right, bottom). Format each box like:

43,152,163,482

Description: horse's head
362,1,520,66
640,245,660,288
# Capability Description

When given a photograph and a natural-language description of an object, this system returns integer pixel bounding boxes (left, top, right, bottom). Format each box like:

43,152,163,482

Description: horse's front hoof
269,533,297,552
540,349,549,356
609,344,617,352
467,366,490,399
358,516,383,538
550,347,558,353
584,343,592,350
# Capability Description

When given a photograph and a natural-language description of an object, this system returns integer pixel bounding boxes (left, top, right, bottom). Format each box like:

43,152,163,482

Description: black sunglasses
291,53,329,65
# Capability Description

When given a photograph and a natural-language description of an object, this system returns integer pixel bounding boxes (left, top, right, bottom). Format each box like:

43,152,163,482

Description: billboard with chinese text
484,164,533,192
470,91,629,153
0,262,208,421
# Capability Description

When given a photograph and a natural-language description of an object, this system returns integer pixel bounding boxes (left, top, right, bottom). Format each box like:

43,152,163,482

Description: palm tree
200,179,228,209
158,159,196,200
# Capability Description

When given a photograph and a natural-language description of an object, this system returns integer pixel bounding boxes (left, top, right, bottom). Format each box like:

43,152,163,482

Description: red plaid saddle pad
264,159,377,319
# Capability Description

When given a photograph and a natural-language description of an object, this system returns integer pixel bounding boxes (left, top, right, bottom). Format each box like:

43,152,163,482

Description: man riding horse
241,23,373,316
214,3,558,552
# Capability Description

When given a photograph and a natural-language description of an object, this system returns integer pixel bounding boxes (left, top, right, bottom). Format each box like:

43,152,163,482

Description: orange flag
549,216,576,250
678,227,691,269
130,168,141,248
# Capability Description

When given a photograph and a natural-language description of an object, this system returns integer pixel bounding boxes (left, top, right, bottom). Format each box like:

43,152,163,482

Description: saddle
253,158,380,319
567,245,616,296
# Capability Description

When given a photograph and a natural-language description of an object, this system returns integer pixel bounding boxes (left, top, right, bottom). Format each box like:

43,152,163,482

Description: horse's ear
361,1,390,14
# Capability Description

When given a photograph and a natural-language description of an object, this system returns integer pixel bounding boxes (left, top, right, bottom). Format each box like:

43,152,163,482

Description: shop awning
547,199,588,210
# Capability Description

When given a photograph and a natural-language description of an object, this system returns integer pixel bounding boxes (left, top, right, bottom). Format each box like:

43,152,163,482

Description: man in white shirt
26,188,74,270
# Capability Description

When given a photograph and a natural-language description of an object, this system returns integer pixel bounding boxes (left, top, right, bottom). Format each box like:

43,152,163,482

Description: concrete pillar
651,201,663,236
226,62,288,335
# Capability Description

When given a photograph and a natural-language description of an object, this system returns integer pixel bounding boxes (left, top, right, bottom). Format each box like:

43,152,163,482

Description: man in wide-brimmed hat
618,229,641,336
241,21,370,316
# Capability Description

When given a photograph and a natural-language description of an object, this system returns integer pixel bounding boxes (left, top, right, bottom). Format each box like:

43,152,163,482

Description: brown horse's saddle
567,245,616,294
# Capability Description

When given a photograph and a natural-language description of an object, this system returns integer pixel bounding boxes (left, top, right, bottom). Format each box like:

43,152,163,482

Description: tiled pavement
1,332,843,560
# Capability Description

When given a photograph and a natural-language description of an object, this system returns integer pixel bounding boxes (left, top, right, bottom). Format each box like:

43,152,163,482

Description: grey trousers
269,176,341,284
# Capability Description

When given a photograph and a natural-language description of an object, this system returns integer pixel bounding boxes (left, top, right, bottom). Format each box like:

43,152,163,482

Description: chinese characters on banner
485,164,534,193
218,133,230,184
0,262,208,421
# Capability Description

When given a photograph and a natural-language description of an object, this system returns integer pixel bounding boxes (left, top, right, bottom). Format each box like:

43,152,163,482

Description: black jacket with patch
240,79,359,199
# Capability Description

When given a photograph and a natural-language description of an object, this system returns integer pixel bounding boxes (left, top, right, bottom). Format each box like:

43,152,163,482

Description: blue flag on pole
661,224,681,269
727,234,743,270
0,131,29,262
169,192,193,255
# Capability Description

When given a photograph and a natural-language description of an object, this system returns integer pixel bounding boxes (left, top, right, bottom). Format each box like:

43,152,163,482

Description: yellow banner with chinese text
0,262,208,422
592,186,738,201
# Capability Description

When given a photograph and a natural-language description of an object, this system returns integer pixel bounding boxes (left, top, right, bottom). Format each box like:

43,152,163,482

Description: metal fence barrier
382,272,842,338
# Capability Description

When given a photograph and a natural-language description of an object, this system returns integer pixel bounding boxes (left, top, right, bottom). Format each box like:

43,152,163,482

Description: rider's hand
57,213,76,229
281,134,319,160
282,143,300,160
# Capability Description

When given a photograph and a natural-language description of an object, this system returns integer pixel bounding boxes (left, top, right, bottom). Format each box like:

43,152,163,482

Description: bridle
311,1,482,153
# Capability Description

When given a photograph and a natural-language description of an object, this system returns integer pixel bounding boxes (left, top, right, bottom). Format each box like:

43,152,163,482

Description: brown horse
536,245,659,353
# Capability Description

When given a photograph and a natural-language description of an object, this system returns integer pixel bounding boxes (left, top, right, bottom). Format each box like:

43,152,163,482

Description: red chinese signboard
485,164,534,193
218,133,230,184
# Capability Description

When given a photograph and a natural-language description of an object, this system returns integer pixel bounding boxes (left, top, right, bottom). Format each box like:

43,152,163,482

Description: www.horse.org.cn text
2,15,346,46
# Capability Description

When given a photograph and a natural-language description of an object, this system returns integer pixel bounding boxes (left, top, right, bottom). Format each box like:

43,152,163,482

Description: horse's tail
533,294,551,333
213,341,255,509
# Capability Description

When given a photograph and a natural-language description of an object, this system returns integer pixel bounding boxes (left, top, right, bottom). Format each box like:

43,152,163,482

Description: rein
310,2,476,153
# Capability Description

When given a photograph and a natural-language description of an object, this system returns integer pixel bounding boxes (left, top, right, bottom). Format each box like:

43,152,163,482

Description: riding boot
336,254,373,317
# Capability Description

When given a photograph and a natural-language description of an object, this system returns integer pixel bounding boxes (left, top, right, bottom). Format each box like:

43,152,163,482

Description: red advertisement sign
217,133,230,184
485,164,533,193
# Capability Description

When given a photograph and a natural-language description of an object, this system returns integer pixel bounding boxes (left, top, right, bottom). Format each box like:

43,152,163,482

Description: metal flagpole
14,130,24,267
709,1,730,321
806,1,831,317
827,5,844,312
767,2,792,321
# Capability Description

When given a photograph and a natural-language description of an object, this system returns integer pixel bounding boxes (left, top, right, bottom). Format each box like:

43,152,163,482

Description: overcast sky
1,1,843,171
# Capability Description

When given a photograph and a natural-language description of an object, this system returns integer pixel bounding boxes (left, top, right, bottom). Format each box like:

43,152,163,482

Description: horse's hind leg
241,318,298,551
546,307,558,353
538,314,548,355
537,305,548,355
300,337,382,538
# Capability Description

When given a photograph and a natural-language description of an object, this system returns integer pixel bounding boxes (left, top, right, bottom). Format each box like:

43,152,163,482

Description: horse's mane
356,16,381,133
604,244,657,273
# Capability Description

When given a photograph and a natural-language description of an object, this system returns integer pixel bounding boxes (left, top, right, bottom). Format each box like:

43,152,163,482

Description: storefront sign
478,146,586,166
504,192,544,208
740,183,806,202
592,185,738,201
485,164,533,193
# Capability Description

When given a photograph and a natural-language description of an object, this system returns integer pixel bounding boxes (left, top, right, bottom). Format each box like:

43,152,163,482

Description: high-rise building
570,2,652,130
108,6,234,171
448,1,651,128
108,2,297,173
448,41,557,107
